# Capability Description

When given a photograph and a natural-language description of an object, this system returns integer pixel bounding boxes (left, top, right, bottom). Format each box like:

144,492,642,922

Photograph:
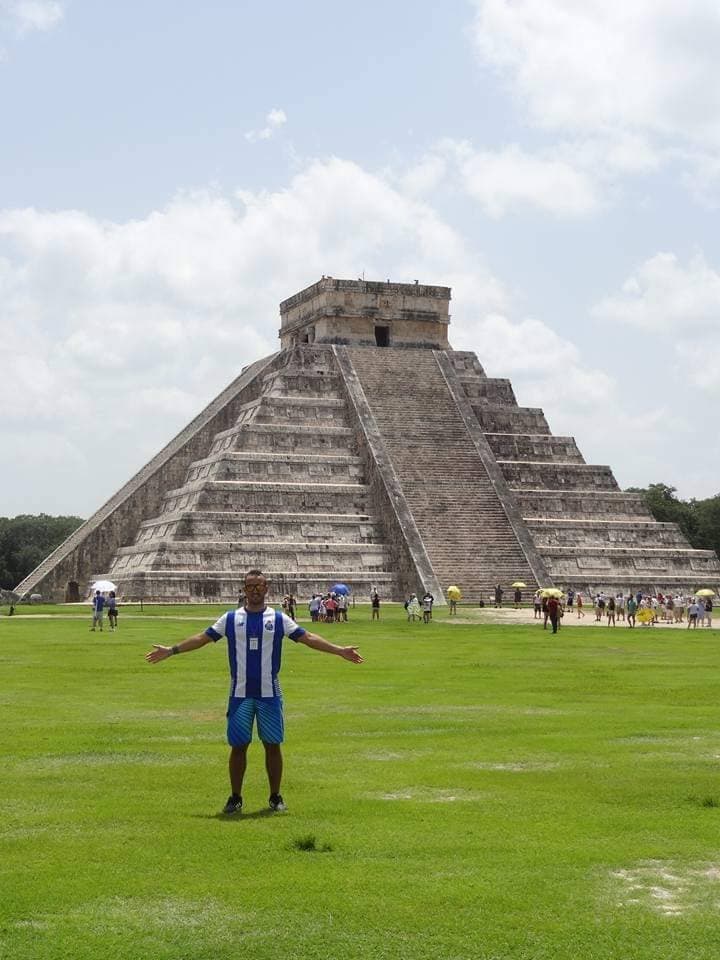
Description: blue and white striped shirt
205,606,306,699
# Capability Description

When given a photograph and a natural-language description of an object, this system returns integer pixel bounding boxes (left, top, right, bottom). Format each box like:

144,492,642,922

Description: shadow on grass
193,808,282,822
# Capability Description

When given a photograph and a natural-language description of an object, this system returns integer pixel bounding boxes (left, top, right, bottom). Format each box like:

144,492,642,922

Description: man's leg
229,744,248,795
263,742,283,795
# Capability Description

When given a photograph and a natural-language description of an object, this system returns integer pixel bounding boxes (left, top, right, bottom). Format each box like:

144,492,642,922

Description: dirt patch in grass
610,860,720,916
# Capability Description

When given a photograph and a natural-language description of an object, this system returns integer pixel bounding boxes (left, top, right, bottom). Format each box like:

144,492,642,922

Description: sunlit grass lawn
2,604,720,959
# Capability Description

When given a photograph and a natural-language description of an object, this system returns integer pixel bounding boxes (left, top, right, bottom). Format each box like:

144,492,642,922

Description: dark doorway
375,325,390,347
66,581,80,602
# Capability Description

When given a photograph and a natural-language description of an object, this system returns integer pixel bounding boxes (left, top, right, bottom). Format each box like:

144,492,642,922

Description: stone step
261,370,343,398
112,540,392,573
471,404,550,435
485,433,584,463
502,461,619,491
184,452,364,485
210,422,355,455
113,569,398,603
235,395,350,428
137,511,380,544
542,545,718,559
460,378,517,405
546,553,720,578
518,490,653,521
526,519,691,549
161,480,372,516
449,351,487,377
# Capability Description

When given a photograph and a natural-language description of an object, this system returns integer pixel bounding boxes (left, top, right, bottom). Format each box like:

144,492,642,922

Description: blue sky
2,0,720,516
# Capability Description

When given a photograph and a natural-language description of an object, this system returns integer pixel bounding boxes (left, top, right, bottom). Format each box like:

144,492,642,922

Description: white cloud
444,141,600,218
591,251,720,399
591,251,720,335
471,1,720,206
472,1,720,146
3,0,64,32
245,107,287,143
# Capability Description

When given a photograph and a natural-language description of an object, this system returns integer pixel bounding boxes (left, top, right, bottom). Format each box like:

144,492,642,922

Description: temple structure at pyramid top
279,277,451,350
17,277,720,604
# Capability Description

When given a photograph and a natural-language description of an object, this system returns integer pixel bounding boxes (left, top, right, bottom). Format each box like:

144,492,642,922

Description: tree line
0,514,84,591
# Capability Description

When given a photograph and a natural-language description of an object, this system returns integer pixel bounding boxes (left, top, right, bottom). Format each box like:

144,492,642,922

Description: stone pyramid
18,278,719,603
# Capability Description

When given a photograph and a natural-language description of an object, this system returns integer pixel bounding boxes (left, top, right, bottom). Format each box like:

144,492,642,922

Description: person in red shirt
547,596,562,634
324,595,337,623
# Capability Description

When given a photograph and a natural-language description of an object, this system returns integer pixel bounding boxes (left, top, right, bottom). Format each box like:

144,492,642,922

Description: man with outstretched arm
145,568,363,815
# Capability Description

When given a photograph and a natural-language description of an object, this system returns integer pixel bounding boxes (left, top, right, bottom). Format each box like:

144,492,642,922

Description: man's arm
296,630,363,663
145,631,214,664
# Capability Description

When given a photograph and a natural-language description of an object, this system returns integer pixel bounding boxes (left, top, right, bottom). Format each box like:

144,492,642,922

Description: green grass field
2,604,720,959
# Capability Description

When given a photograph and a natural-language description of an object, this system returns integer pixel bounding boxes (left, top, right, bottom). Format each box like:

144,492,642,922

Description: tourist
371,590,381,620
607,595,616,627
324,594,337,623
626,595,637,628
576,593,585,618
702,596,713,628
494,584,503,608
566,588,575,612
405,594,420,622
547,594,562,634
308,594,322,622
145,569,363,815
90,590,105,632
674,595,685,623
107,591,119,631
287,594,296,620
665,595,674,622
533,590,542,619
687,599,700,629
422,592,434,623
513,587,522,609
595,593,606,622
335,592,348,622
651,596,660,623
615,592,625,622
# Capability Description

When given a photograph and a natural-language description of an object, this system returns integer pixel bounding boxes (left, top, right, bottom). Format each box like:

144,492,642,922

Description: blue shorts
227,697,284,746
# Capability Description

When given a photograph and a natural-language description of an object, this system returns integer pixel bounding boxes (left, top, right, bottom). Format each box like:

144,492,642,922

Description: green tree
626,483,720,558
694,495,720,559
0,515,84,591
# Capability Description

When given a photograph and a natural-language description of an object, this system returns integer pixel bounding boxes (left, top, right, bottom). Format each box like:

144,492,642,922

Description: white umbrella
91,580,117,593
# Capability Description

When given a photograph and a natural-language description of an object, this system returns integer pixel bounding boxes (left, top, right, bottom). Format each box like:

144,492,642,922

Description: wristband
171,645,180,656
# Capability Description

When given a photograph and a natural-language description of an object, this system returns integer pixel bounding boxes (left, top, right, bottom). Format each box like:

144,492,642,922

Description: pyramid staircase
341,346,543,599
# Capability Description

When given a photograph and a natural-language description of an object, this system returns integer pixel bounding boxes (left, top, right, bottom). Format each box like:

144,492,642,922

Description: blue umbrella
331,583,350,595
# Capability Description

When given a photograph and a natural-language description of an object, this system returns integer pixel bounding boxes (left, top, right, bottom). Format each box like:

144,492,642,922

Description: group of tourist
90,590,119,631
305,591,350,623
532,588,714,629
404,592,435,623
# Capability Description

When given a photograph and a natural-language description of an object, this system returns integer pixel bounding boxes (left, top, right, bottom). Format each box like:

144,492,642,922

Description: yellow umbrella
511,581,527,588
696,589,716,597
447,585,462,600
541,588,563,598
637,607,654,623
